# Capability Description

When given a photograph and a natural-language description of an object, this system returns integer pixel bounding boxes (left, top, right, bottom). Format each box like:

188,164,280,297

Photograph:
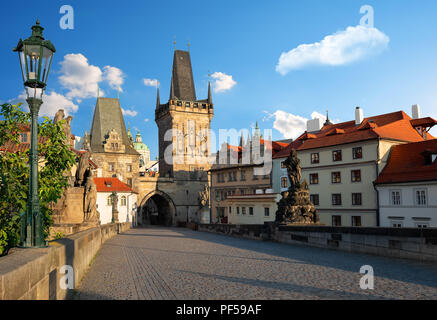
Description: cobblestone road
74,227,437,300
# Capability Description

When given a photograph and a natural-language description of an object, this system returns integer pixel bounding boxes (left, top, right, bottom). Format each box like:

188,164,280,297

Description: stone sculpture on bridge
275,149,320,225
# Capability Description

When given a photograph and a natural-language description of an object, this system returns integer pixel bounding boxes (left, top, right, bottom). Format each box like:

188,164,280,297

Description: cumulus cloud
266,110,328,139
144,118,150,122
143,78,160,88
59,53,103,100
10,90,79,118
121,107,137,117
103,66,125,91
276,25,390,75
211,72,236,93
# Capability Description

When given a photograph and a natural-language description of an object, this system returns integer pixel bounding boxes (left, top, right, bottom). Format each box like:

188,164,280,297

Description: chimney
412,104,421,119
307,118,323,132
355,107,364,125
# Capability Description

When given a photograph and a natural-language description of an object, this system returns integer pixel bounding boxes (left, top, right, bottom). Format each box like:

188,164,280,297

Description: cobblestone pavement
74,227,437,300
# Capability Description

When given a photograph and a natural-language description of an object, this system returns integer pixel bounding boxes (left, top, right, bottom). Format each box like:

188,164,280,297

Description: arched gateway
139,191,176,226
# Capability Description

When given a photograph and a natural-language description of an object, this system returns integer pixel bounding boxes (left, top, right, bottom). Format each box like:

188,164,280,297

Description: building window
311,153,320,164
331,172,341,184
353,147,363,159
20,133,28,143
310,194,319,206
332,194,342,206
415,223,429,228
332,150,342,162
229,207,232,214
236,207,240,215
185,102,191,108
121,196,127,206
351,170,361,182
264,208,270,216
281,161,286,169
281,177,288,188
127,164,132,172
309,173,319,184
391,190,401,206
127,178,132,187
415,189,427,206
332,215,342,226
240,170,246,181
249,207,254,216
242,207,247,215
352,193,362,206
232,171,237,182
391,221,403,228
107,196,112,206
352,216,362,227
228,172,233,182
109,163,115,172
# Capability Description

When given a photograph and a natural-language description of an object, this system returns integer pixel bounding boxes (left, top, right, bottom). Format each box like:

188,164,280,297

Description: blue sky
2,0,437,158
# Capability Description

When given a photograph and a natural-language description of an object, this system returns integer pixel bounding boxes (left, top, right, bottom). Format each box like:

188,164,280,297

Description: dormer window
105,182,112,188
185,102,190,108
202,104,207,109
177,101,182,106
193,103,198,108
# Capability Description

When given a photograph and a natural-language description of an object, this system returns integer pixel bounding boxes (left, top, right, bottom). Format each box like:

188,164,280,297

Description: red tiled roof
297,111,434,151
273,139,304,159
375,139,437,184
93,177,137,193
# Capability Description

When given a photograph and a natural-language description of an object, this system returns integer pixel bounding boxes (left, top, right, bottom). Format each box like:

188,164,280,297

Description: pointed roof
170,50,196,101
207,81,213,104
89,97,138,155
156,87,160,107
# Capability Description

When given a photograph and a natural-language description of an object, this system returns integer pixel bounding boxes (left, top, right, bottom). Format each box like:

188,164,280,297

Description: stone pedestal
198,207,211,224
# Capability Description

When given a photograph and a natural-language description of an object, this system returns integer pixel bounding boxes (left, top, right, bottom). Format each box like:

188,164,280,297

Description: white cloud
59,53,103,100
143,78,160,88
103,66,125,92
121,108,137,117
144,118,150,122
211,72,236,93
269,110,328,139
276,25,390,75
10,90,79,118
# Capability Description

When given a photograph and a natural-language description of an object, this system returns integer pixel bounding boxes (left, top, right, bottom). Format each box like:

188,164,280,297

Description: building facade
375,139,437,228
94,177,138,226
272,107,436,227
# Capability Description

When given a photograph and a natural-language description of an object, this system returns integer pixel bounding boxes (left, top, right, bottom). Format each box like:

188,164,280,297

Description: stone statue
198,184,210,208
275,149,319,225
84,171,99,223
285,149,301,190
64,116,73,143
75,151,90,187
54,109,65,124
111,192,119,223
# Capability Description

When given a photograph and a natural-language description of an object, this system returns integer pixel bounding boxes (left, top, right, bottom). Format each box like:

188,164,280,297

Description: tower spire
324,109,333,126
156,87,161,107
207,80,213,104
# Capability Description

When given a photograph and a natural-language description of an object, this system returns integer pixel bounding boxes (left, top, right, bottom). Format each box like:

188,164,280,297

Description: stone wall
0,222,131,300
198,224,437,263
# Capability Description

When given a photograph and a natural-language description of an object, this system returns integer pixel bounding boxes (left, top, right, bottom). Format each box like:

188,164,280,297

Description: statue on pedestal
275,149,319,224
75,151,90,187
111,192,119,223
198,184,210,208
84,171,100,224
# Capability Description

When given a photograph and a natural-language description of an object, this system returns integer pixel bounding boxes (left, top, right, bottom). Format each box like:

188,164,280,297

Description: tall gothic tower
155,50,214,179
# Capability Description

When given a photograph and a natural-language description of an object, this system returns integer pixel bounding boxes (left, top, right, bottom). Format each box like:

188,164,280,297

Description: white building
94,177,138,226
272,106,436,227
375,139,437,228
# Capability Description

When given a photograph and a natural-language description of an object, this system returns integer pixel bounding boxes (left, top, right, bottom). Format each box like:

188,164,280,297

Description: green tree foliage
0,103,76,256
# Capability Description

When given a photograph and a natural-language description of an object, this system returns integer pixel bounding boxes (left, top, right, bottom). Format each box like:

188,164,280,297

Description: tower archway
139,190,175,226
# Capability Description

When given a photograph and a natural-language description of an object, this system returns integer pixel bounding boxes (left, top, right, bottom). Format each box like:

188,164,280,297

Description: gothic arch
139,190,176,226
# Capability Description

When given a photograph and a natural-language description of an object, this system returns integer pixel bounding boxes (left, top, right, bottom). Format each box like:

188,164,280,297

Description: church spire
324,109,333,126
207,81,213,105
156,87,161,108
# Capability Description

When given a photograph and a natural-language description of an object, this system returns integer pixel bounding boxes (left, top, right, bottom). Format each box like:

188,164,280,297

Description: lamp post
13,20,55,248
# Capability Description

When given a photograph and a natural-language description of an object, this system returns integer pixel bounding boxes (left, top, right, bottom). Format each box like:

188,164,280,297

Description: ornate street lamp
13,20,56,247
